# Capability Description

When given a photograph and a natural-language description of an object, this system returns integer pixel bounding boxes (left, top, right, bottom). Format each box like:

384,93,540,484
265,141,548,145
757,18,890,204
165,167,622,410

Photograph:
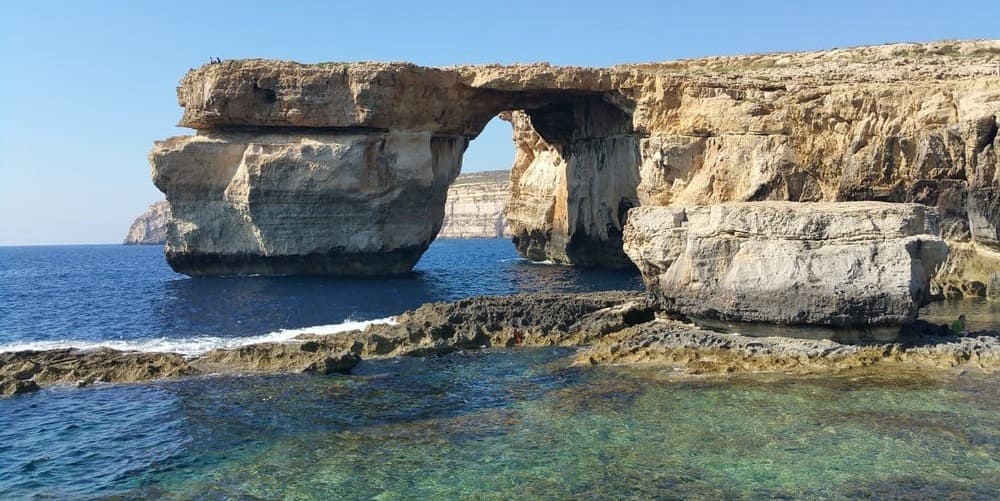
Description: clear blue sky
1,0,996,245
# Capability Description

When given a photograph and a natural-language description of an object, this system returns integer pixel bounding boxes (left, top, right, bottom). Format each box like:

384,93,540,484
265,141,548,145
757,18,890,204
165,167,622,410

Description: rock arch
152,62,642,275
152,43,1000,284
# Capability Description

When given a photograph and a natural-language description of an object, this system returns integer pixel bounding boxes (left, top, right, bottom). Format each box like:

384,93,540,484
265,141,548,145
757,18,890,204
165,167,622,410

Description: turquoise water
1,242,997,498
4,348,996,498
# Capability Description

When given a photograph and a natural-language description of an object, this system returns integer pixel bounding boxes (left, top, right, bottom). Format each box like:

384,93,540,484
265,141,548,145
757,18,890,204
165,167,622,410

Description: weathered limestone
151,131,464,275
504,109,640,267
151,40,1000,278
623,202,949,326
124,201,170,245
5,291,997,396
438,170,511,238
576,318,1000,373
128,171,512,245
0,348,194,396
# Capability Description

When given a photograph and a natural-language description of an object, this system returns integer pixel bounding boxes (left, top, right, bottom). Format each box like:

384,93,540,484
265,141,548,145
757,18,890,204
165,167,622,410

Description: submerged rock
623,202,949,326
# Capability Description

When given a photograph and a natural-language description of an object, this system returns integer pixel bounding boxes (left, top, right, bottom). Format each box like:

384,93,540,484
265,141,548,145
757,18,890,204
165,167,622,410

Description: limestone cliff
128,171,510,245
123,201,170,245
624,203,948,326
151,40,999,280
438,170,510,238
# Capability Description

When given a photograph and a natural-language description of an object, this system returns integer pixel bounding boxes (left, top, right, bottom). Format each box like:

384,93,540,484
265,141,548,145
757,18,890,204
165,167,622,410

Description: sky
0,1,997,245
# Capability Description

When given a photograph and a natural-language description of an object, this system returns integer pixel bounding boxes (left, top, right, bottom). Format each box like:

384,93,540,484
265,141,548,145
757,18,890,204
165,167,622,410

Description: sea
0,240,997,498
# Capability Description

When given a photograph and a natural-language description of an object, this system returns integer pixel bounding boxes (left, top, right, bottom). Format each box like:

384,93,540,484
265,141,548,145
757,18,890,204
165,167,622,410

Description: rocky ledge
3,292,996,397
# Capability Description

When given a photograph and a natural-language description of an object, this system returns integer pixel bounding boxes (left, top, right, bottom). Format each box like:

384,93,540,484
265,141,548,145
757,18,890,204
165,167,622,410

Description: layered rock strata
152,131,464,276
123,201,170,245
437,170,510,238
152,40,999,279
126,170,511,246
623,202,949,326
4,292,997,397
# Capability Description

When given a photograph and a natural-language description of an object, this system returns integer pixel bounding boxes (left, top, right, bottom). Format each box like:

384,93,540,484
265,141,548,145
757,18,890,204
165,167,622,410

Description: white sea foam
519,258,557,265
0,317,396,356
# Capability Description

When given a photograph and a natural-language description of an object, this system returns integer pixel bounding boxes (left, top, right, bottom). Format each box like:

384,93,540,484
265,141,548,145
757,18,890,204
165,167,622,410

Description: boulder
623,202,949,326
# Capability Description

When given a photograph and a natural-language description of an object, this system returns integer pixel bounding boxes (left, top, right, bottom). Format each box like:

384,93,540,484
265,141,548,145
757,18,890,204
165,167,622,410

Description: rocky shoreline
3,291,996,397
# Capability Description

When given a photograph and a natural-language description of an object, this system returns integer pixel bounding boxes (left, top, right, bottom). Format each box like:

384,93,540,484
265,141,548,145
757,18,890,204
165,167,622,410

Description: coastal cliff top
186,40,1000,85
175,40,1000,134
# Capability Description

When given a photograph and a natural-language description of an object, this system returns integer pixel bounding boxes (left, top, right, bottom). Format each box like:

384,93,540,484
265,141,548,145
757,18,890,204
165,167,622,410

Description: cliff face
438,170,510,239
624,203,948,325
128,171,510,245
151,40,999,281
124,201,171,245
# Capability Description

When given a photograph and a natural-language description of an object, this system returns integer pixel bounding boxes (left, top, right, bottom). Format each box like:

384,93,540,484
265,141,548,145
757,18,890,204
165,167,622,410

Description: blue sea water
0,241,998,498
0,240,641,353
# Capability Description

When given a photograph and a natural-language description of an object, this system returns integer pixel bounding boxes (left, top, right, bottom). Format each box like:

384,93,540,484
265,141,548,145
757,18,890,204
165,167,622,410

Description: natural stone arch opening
476,93,640,268
151,52,1000,284
153,75,643,276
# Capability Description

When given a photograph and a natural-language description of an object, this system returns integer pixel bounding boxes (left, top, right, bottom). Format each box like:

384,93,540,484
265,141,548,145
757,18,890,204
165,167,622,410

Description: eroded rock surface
623,202,949,326
438,170,511,238
0,348,194,396
152,40,1000,278
128,171,511,246
124,201,171,245
152,131,464,275
4,292,996,397
577,319,1000,374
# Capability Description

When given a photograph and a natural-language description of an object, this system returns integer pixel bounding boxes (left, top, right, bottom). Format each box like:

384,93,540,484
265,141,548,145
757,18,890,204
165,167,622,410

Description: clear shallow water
1,349,997,498
1,241,998,498
920,298,1000,332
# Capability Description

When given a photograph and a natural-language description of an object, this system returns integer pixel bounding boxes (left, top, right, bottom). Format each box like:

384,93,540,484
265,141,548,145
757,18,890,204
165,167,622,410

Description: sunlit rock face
124,201,170,245
151,131,464,276
151,40,999,279
623,202,949,326
438,170,511,239
126,170,512,246
503,106,640,268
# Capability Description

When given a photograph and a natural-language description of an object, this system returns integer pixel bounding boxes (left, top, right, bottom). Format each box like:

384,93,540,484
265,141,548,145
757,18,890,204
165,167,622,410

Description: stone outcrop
4,291,997,397
152,131,464,276
0,348,194,396
577,318,1000,374
124,201,171,245
438,170,510,238
623,202,949,326
126,170,510,246
151,40,999,279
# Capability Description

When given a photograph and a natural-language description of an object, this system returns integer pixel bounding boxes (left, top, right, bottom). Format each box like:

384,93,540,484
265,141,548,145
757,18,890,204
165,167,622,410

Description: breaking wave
0,317,396,356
